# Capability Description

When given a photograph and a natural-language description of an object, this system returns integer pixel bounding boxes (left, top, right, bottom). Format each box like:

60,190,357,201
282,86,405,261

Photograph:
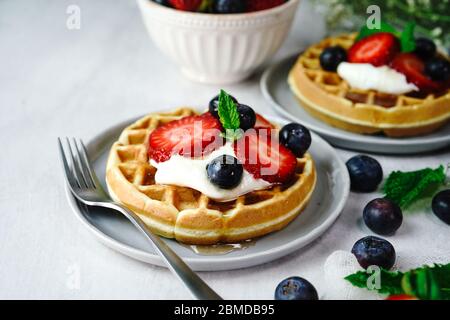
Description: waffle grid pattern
106,108,316,244
289,33,450,137
299,34,446,109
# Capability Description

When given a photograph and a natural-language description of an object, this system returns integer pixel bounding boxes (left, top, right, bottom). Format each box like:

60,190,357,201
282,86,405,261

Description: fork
58,137,222,300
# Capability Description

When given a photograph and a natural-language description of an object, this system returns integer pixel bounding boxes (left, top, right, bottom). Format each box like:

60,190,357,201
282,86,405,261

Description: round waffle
288,34,450,137
106,108,317,245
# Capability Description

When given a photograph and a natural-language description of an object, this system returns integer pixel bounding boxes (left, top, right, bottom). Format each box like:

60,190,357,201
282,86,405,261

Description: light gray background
1,0,449,299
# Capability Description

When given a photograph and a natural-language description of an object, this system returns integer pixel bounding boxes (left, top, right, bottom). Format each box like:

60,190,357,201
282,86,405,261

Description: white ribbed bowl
137,0,300,84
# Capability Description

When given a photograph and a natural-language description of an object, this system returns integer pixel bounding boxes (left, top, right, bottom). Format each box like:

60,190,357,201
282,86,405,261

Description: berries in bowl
152,0,288,13
137,0,300,84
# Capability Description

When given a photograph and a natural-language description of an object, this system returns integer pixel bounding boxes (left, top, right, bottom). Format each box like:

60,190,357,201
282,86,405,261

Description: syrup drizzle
182,239,256,256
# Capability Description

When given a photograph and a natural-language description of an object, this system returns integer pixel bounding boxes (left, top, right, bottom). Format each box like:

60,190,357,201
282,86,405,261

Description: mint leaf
220,128,243,141
345,269,404,295
345,263,450,300
402,264,450,300
218,89,240,132
356,21,399,41
400,22,416,52
402,267,440,299
383,165,446,209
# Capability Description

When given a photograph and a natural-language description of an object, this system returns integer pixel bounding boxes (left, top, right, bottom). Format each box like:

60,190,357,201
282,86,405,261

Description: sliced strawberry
246,0,285,12
148,112,223,162
234,129,296,184
254,114,275,129
348,33,399,66
168,0,202,11
391,53,443,92
386,294,417,300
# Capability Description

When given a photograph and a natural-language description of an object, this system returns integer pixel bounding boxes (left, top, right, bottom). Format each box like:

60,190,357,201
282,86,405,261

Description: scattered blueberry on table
275,276,319,300
432,189,450,225
351,236,396,270
346,155,383,193
363,198,403,235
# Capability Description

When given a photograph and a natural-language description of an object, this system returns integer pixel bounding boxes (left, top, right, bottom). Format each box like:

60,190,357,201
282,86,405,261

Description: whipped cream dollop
150,143,271,202
337,62,418,95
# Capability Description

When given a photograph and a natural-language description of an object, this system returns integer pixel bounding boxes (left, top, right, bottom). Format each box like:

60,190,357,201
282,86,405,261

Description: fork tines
58,137,97,191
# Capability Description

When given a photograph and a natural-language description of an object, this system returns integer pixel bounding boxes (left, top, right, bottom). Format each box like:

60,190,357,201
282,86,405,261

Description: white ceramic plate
261,55,450,155
66,115,349,271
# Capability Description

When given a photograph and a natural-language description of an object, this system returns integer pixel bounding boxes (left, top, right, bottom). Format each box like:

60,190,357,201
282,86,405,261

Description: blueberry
152,0,170,7
424,58,450,82
319,46,347,71
206,155,243,189
214,0,246,14
346,155,383,193
363,198,403,235
351,236,396,270
275,277,319,300
208,94,238,118
237,104,256,130
432,189,450,225
279,123,312,157
414,38,436,60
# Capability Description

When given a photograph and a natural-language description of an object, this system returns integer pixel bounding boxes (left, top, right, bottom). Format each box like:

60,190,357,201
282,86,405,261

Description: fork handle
103,202,223,300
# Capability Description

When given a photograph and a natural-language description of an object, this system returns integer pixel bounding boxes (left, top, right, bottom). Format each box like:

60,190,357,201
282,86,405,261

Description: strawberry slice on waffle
148,112,223,162
234,129,297,184
348,33,399,67
391,53,444,92
254,114,275,129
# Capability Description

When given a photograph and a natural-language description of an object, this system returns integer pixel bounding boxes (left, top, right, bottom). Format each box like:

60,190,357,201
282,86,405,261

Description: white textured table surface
1,0,449,300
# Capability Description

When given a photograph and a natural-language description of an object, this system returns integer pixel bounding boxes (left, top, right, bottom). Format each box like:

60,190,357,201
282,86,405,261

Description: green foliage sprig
345,263,450,300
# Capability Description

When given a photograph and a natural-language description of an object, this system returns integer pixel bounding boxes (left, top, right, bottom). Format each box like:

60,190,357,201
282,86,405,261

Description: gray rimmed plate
65,115,349,271
261,54,450,155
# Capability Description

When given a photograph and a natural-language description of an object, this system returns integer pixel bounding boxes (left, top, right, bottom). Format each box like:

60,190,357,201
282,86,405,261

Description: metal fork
58,137,222,300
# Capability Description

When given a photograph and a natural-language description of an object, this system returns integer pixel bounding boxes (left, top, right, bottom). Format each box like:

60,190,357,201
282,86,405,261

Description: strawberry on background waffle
288,29,450,138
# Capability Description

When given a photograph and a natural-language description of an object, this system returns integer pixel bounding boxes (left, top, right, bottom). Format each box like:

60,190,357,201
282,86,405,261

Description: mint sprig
345,263,450,300
356,21,416,52
218,89,241,140
345,268,404,295
383,165,446,209
400,22,416,53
